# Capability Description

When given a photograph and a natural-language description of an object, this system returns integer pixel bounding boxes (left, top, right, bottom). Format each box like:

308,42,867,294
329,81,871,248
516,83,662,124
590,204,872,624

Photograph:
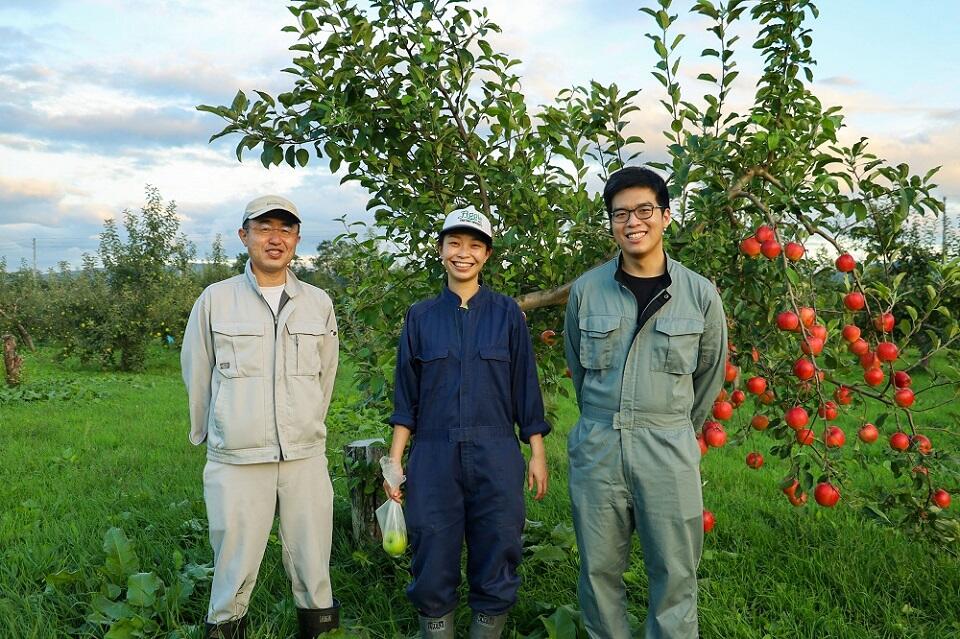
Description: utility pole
943,198,948,264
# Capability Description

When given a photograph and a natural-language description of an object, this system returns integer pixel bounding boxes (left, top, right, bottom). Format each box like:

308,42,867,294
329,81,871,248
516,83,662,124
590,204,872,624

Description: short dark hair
243,209,301,231
602,166,670,213
438,227,492,250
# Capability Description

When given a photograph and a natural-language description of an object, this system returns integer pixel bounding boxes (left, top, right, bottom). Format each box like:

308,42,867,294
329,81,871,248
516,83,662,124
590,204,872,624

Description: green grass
1,348,958,638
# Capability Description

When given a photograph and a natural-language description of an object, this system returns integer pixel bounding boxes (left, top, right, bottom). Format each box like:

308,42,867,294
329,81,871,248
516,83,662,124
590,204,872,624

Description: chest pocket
212,322,264,378
287,321,327,376
416,349,450,395
652,317,704,374
579,315,621,370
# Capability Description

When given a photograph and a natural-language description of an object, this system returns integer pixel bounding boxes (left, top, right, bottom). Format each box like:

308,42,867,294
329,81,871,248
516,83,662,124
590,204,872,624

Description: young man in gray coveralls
182,195,340,639
564,167,727,639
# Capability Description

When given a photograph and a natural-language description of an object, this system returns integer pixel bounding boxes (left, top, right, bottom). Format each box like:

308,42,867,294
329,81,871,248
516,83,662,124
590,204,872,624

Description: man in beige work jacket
182,195,340,639
564,167,727,639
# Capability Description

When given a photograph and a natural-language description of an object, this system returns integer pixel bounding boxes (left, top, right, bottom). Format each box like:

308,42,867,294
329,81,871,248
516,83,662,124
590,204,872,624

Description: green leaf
126,572,162,608
102,528,139,583
529,544,567,563
296,148,310,167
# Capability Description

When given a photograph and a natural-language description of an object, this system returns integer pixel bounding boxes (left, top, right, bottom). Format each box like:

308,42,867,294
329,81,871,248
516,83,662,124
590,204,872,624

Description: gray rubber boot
468,612,507,639
419,611,456,638
297,599,341,638
205,616,248,639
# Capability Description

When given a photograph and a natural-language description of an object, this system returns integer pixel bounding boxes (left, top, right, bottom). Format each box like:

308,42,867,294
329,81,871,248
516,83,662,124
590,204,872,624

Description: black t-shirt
620,269,668,324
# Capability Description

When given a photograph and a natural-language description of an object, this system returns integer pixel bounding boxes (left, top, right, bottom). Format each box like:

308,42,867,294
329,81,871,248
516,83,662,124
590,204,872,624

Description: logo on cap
457,209,482,225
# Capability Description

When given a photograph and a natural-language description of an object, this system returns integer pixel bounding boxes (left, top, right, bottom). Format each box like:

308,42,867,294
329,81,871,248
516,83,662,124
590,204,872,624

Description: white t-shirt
260,284,285,316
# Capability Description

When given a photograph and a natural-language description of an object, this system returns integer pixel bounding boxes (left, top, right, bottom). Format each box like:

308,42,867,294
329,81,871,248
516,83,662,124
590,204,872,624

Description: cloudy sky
1,1,958,270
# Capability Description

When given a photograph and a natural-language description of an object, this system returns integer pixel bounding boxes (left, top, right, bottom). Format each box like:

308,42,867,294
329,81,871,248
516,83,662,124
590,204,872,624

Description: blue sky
1,1,958,269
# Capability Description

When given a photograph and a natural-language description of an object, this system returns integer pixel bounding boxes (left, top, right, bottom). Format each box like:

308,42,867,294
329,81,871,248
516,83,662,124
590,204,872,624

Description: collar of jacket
440,284,491,308
243,259,304,297
612,251,675,289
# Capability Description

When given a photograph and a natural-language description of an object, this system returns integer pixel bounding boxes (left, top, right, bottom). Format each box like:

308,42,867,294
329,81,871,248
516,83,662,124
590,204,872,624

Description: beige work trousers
203,455,334,624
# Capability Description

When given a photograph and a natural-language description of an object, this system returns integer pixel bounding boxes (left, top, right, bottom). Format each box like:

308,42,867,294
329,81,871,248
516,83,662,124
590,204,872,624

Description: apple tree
199,0,959,542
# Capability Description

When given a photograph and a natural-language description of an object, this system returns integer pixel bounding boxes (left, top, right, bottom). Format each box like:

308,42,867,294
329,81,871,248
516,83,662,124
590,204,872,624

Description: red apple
843,292,866,311
889,432,910,452
859,352,880,370
784,406,809,430
746,376,767,395
849,338,870,356
702,509,716,532
893,371,912,388
858,423,879,443
731,389,746,407
704,425,727,448
932,489,951,509
796,428,815,446
873,312,895,333
863,367,884,386
912,434,932,455
824,426,846,448
785,242,805,261
818,401,839,421
751,414,770,431
697,433,708,457
876,341,899,362
834,385,854,406
793,358,815,380
799,307,816,328
777,311,800,332
740,236,762,257
759,389,776,405
540,329,557,346
715,389,728,402
801,336,824,356
841,324,861,343
724,362,738,382
894,388,915,408
809,324,828,341
814,482,841,507
755,225,775,243
746,452,764,469
835,253,856,273
761,239,781,259
712,401,734,421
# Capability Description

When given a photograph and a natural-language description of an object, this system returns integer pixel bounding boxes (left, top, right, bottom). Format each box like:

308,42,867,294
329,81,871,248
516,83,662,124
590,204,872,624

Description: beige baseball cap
242,195,301,225
441,207,493,243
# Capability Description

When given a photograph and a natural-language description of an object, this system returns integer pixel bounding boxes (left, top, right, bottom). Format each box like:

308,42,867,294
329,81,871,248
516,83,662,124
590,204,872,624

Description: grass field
1,347,958,638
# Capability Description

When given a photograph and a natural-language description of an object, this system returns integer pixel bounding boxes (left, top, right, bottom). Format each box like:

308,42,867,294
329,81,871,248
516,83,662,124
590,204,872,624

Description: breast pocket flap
579,315,620,336
212,322,264,337
416,349,449,362
655,317,704,336
287,321,327,336
479,347,511,362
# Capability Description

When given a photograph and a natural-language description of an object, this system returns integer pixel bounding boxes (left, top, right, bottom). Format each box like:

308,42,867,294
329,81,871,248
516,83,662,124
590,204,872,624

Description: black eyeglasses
610,204,667,224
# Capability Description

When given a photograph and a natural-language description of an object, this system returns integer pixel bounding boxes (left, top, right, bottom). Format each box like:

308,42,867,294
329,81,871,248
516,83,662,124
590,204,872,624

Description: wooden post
343,438,386,545
2,334,23,387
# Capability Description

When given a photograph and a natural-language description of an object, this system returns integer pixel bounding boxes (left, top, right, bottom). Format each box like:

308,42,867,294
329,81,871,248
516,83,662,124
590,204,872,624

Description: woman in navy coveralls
384,208,550,638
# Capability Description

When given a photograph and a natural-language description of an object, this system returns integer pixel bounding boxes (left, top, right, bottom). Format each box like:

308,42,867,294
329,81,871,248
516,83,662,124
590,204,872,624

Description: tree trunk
0,306,35,352
3,334,23,387
343,438,386,545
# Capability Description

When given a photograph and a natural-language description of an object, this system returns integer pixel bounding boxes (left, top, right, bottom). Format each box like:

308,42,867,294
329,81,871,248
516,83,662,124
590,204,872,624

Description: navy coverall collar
440,284,491,308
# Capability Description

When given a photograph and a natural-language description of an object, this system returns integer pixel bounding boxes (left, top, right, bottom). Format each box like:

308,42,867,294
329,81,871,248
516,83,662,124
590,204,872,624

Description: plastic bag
376,456,407,557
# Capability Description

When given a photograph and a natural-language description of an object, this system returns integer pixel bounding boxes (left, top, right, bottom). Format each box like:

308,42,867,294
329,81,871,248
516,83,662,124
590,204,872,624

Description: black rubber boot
205,616,248,639
418,611,456,638
468,611,507,639
297,599,341,638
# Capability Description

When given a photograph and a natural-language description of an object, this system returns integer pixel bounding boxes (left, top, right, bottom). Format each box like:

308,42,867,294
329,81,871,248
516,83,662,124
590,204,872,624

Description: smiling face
439,230,492,286
609,186,671,267
239,213,300,285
